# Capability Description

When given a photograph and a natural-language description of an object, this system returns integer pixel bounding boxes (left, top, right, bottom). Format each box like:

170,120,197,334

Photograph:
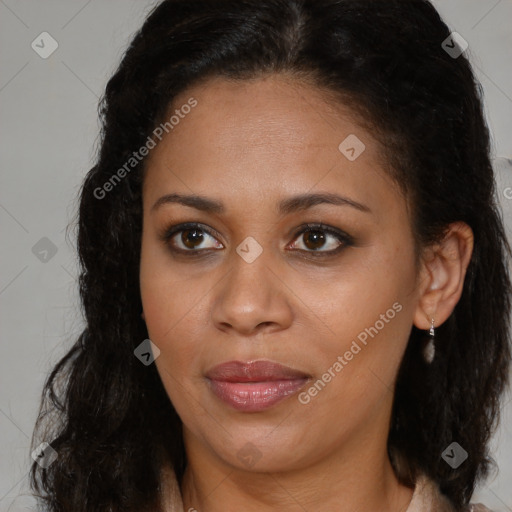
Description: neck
180,425,414,512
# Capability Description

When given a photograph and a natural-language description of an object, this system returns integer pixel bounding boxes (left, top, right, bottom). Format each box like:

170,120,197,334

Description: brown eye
302,229,327,250
290,225,347,253
162,223,224,252
181,228,205,249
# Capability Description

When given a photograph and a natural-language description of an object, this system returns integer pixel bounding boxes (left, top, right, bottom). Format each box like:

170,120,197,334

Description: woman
30,1,510,511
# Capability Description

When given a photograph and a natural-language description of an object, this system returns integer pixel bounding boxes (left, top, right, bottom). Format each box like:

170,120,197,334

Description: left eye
289,225,349,253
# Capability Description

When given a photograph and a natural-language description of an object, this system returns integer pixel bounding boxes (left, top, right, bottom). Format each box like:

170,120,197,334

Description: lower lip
207,378,308,412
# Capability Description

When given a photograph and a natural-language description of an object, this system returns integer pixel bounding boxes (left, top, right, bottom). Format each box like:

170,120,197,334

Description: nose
210,245,294,337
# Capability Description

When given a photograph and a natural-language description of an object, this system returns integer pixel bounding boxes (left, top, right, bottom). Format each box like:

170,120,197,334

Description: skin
139,74,474,512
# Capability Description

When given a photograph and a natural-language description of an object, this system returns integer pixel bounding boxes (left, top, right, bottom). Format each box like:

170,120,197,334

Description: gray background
0,1,511,510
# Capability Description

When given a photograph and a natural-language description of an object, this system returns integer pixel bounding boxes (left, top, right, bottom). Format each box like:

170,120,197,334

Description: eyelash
160,222,354,258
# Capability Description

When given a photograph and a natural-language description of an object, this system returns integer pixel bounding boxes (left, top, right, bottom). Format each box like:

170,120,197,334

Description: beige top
160,465,492,511
405,473,492,512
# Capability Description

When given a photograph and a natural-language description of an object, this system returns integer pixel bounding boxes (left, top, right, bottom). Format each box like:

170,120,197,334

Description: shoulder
407,473,455,512
407,473,493,512
159,464,185,512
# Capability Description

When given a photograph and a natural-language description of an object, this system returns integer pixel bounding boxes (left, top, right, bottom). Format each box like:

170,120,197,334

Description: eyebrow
151,192,371,215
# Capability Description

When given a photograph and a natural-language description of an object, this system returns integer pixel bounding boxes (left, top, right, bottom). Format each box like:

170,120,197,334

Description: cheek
140,226,204,342
305,247,414,343
141,270,206,415
140,274,206,369
303,246,416,393
140,252,198,382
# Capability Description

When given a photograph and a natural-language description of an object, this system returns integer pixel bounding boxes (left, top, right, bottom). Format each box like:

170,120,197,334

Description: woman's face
140,74,421,472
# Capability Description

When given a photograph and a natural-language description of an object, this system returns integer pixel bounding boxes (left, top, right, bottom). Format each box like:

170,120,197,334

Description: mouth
205,360,311,412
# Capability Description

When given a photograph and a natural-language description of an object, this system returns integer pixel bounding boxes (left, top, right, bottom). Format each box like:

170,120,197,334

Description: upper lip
206,360,310,382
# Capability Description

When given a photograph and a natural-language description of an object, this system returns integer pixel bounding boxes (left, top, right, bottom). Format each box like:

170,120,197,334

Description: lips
206,360,310,412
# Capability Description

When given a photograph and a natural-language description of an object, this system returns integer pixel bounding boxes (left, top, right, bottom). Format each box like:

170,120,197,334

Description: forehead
143,74,401,219
162,74,372,155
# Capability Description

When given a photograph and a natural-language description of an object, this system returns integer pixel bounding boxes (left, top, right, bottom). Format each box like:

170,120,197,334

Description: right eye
162,223,224,253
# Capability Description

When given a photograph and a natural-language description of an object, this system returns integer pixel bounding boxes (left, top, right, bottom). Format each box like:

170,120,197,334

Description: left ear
413,221,474,330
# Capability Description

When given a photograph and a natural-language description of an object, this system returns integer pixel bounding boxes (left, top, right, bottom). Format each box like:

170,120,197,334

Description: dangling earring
423,319,435,364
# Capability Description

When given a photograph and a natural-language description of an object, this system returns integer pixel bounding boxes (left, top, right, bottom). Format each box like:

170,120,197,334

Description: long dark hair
30,1,511,510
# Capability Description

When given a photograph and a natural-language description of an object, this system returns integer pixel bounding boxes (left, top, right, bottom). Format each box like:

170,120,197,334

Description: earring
423,319,435,364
